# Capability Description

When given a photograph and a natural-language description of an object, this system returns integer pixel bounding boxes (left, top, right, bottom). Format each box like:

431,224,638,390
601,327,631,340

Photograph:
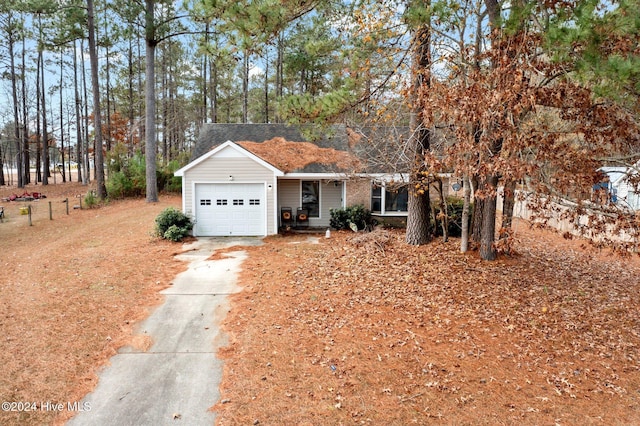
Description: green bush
157,159,183,193
155,207,193,241
106,152,146,198
106,171,133,199
84,191,99,208
163,224,189,242
106,148,185,198
330,205,373,231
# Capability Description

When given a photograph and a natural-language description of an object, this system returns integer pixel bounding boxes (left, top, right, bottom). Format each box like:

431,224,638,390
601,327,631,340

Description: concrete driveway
68,237,262,426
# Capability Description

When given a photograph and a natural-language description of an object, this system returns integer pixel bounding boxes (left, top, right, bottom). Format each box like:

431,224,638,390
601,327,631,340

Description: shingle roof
190,123,413,174
191,123,356,173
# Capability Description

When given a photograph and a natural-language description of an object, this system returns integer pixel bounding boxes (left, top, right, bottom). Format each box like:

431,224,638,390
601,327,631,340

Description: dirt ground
2,182,640,425
0,182,184,426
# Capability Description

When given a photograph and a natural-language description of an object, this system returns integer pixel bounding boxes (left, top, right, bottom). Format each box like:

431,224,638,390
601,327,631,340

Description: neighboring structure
175,123,453,237
596,165,640,211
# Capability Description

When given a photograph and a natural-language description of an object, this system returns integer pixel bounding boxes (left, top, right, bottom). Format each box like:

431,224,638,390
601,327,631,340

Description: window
216,199,228,206
200,199,212,206
371,186,382,212
371,184,408,214
302,181,320,218
385,187,408,212
233,199,244,206
249,199,260,205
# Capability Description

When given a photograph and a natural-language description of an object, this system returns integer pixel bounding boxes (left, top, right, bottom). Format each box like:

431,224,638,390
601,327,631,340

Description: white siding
315,180,344,227
278,180,300,214
277,179,344,228
183,154,277,235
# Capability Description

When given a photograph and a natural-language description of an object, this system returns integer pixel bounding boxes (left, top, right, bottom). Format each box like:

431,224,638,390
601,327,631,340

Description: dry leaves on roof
237,137,361,173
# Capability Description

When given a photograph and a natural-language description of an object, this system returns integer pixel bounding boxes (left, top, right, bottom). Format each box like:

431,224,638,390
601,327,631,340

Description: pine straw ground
0,182,184,426
215,226,640,425
2,182,640,425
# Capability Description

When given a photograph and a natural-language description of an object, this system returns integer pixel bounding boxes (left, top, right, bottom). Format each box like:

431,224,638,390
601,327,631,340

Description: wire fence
0,195,87,226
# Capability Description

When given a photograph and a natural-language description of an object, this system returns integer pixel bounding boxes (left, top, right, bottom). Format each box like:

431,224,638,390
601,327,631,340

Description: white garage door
195,183,265,236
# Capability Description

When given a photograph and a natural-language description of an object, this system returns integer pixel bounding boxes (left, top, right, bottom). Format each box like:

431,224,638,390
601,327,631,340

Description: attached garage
174,141,283,237
194,183,265,236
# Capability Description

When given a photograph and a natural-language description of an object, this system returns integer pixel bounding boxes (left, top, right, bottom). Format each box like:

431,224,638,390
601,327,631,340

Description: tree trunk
476,0,502,261
41,63,49,186
73,39,85,184
87,0,106,199
81,38,91,183
145,0,158,202
275,33,283,123
59,51,66,183
21,32,29,185
7,12,23,187
406,125,432,245
242,50,249,123
0,144,4,185
161,42,168,165
264,49,269,123
202,22,209,124
211,55,218,123
36,50,42,184
501,179,516,230
405,14,432,246
471,176,483,244
104,25,112,153
480,175,499,260
460,174,471,252
37,15,49,186
437,178,448,242
127,33,135,155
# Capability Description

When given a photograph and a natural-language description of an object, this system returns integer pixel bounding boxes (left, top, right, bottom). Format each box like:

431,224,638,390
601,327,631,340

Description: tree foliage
417,0,639,257
1,0,638,256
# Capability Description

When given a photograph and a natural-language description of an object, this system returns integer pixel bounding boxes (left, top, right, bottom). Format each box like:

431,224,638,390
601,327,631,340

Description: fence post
65,198,69,215
49,201,53,220
28,205,32,226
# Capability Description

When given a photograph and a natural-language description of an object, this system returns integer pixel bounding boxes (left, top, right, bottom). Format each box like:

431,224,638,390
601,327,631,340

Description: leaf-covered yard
0,183,184,426
216,225,640,425
1,182,639,425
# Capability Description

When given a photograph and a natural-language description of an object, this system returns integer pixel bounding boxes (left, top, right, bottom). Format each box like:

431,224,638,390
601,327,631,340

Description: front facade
175,141,348,237
175,123,435,237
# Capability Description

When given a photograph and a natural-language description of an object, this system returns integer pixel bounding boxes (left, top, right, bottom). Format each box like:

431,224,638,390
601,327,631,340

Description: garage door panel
195,183,265,236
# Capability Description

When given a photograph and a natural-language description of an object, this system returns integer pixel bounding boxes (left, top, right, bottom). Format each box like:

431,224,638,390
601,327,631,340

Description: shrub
84,191,99,209
106,171,133,199
157,159,183,193
155,207,193,241
163,224,189,242
330,205,373,231
106,152,146,198
106,150,184,198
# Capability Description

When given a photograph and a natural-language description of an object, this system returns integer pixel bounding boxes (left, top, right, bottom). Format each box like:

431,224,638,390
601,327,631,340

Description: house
174,123,452,237
598,164,640,210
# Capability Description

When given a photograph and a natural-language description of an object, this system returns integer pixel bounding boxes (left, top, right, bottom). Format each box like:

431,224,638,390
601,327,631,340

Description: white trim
355,172,454,183
175,140,284,177
371,181,409,216
270,175,279,234
281,172,348,180
300,179,322,219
